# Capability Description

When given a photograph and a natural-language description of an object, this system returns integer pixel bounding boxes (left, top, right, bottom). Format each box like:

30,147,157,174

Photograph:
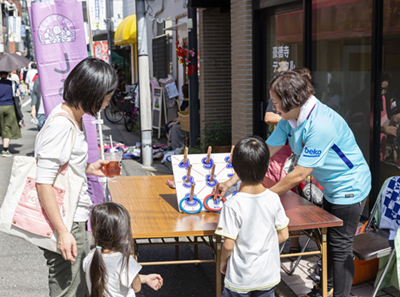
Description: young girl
83,202,163,296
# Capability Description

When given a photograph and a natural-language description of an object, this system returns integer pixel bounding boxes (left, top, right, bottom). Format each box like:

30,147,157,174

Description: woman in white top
35,57,118,297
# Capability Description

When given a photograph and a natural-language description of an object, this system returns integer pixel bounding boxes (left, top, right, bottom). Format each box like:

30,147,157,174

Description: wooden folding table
109,175,342,297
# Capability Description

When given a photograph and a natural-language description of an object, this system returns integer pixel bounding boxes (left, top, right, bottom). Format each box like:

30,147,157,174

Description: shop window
379,0,400,185
312,0,372,161
264,8,303,138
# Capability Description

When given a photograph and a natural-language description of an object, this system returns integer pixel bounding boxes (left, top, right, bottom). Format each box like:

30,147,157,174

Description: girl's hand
57,231,77,262
144,274,163,291
86,159,110,176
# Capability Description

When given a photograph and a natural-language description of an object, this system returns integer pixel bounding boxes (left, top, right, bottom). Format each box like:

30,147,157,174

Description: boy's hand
220,261,227,275
144,274,163,291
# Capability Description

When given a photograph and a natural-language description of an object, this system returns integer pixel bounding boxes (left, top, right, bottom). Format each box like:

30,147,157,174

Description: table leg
175,237,179,261
321,228,327,297
194,236,199,260
216,235,222,297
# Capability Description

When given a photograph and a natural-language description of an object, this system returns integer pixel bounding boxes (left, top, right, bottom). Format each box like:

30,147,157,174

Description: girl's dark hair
90,202,133,297
232,136,270,185
269,71,315,113
63,57,117,116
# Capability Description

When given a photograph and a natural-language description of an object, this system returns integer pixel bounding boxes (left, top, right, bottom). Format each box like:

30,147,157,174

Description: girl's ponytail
90,247,109,297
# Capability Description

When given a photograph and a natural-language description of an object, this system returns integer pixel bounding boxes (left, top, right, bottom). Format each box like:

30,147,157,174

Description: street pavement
0,97,296,297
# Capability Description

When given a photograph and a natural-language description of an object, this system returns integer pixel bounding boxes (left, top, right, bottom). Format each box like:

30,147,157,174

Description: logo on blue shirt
304,147,322,158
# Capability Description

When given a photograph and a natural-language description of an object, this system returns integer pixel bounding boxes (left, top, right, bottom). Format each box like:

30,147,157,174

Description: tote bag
0,113,85,253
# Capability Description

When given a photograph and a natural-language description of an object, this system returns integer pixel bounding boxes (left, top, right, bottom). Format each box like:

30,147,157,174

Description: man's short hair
232,136,270,185
63,57,117,116
269,71,315,113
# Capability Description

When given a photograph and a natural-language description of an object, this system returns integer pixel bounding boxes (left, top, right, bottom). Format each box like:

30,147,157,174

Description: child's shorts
221,286,275,297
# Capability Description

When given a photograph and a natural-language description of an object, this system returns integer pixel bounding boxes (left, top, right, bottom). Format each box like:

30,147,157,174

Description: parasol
0,53,31,72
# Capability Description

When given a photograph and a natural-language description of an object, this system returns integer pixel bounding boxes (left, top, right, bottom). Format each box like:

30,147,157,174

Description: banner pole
85,0,94,56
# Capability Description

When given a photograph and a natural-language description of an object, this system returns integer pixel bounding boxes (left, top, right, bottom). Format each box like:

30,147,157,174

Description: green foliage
201,120,231,148
188,146,204,154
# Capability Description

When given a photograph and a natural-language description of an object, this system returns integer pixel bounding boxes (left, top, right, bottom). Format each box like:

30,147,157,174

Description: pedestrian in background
25,62,38,95
0,71,21,157
30,75,46,131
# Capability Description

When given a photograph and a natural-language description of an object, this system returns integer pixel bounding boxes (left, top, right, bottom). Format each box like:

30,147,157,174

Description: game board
171,150,241,214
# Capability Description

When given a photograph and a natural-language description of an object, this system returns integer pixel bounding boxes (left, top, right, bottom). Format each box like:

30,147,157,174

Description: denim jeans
37,113,46,131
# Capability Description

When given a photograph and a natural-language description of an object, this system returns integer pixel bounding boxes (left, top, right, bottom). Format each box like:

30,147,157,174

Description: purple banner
29,0,105,210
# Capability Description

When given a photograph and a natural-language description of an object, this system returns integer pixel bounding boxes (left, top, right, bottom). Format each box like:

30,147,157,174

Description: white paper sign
172,153,241,213
165,82,179,99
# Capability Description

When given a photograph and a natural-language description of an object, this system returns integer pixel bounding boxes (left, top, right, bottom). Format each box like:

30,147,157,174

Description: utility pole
187,7,199,147
136,0,152,166
106,0,113,65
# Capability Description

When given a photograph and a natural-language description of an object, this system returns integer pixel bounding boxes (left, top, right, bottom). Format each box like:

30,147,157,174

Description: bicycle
104,92,124,123
123,95,139,132
104,85,139,131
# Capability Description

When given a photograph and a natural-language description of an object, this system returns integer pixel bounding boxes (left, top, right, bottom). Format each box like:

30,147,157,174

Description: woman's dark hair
232,136,270,185
293,67,312,84
269,71,315,113
90,202,133,297
182,83,188,98
63,57,117,116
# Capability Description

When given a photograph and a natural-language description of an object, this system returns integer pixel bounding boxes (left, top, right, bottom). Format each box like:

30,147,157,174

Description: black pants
323,198,366,297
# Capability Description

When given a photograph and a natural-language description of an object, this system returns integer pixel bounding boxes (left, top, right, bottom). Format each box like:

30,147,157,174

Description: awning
114,14,136,46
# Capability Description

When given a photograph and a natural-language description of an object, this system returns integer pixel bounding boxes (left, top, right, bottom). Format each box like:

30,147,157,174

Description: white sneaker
2,151,12,157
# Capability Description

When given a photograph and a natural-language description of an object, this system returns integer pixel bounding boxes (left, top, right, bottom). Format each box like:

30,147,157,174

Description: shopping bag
0,113,84,253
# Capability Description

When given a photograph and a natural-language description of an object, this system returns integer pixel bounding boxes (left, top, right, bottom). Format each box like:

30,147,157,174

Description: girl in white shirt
36,57,118,296
83,202,163,296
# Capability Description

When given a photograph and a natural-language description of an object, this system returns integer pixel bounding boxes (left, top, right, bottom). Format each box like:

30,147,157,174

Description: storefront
253,0,400,208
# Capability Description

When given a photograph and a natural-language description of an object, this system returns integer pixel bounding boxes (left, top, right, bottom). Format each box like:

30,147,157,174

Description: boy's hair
269,71,315,113
90,202,133,297
232,136,270,185
63,57,117,116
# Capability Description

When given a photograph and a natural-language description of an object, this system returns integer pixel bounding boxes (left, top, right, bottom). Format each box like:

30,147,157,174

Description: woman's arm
37,184,77,262
267,144,284,159
264,112,281,125
269,164,314,195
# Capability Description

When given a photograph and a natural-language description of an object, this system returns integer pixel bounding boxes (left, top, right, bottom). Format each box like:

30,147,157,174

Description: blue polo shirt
267,100,371,205
0,79,14,106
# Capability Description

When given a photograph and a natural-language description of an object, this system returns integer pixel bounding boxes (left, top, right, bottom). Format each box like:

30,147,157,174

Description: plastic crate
352,258,379,285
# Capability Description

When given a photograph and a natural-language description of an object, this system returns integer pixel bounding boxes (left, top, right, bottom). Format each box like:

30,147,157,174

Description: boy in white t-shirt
216,136,289,297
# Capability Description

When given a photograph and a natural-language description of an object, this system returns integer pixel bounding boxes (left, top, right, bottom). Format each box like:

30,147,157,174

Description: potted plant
201,121,232,153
